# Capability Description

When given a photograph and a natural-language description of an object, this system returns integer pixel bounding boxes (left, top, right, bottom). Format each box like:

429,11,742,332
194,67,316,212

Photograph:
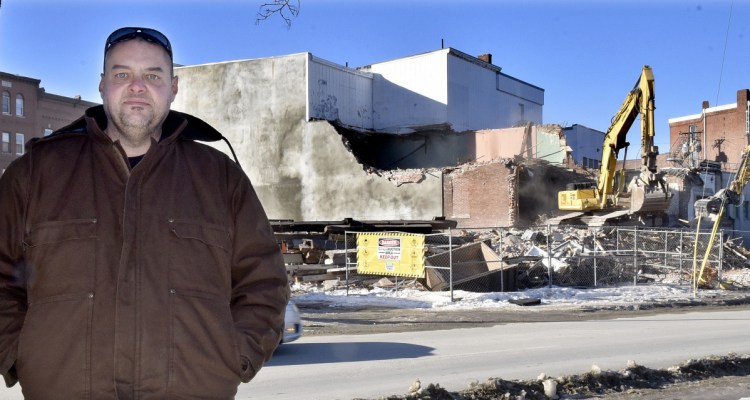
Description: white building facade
308,48,544,133
173,48,545,222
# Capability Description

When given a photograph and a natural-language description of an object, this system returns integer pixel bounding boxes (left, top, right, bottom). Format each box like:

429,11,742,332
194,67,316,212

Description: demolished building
168,49,750,294
171,49,556,224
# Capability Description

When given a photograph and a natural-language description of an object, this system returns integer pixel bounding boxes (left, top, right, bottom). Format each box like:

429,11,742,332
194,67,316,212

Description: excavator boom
556,66,671,224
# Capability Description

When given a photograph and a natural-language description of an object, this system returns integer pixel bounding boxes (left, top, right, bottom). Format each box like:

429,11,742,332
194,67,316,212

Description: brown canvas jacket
0,106,290,399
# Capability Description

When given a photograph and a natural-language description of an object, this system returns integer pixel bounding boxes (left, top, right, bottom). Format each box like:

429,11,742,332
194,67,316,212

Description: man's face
99,38,178,144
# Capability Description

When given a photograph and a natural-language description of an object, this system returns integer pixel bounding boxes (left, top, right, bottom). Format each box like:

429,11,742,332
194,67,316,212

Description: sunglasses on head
104,27,173,60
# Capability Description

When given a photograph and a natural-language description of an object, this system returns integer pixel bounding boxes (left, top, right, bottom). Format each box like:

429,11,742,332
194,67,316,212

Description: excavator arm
558,65,671,217
694,146,750,219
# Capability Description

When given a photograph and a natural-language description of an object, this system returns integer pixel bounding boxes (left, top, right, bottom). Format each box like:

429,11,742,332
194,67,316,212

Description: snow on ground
291,282,742,311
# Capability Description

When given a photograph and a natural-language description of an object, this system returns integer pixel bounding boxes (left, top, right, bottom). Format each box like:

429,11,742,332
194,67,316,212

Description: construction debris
423,242,517,292
282,225,750,292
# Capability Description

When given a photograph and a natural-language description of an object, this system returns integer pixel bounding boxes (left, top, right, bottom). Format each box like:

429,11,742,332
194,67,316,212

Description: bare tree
256,0,300,28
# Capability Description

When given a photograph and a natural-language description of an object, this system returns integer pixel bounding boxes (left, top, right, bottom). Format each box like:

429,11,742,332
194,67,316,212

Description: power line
715,0,734,106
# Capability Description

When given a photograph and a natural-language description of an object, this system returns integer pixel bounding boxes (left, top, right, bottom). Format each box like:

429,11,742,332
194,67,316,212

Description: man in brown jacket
0,27,290,399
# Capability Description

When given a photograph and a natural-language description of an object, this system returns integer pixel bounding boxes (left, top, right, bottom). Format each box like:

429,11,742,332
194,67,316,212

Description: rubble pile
517,159,594,225
284,226,750,292
376,353,750,400
722,236,750,269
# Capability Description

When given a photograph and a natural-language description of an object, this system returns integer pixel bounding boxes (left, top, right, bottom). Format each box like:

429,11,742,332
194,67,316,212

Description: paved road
0,309,747,399
241,309,750,399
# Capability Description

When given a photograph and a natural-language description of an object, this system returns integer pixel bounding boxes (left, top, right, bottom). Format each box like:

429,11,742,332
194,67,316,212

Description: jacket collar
55,105,225,143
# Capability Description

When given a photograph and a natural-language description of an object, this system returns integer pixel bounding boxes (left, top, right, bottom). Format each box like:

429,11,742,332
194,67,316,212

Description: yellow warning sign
356,232,425,278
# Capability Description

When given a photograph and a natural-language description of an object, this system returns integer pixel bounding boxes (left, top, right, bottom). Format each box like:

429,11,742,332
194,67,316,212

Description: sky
1,0,748,157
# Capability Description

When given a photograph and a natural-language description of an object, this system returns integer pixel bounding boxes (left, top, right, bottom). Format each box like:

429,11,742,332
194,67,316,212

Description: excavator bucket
694,194,723,219
694,189,738,220
629,179,672,214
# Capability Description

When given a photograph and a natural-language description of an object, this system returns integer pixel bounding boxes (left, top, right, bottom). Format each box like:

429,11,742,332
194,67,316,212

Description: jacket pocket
167,289,241,399
17,294,94,399
25,219,97,301
167,219,232,294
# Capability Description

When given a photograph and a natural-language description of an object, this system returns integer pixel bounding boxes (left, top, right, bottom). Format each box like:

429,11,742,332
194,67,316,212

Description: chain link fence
343,225,725,298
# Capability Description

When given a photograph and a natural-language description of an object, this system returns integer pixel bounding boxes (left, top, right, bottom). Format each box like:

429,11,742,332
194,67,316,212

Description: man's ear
170,75,179,102
99,74,105,99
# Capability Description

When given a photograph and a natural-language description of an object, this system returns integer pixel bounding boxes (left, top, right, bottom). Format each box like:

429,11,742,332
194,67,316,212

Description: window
2,91,9,114
15,133,24,155
15,94,24,117
1,132,9,153
744,201,750,220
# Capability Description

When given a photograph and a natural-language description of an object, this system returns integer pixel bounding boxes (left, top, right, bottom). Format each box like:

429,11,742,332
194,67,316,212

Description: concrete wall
475,127,529,161
475,125,566,164
172,54,443,221
535,125,566,164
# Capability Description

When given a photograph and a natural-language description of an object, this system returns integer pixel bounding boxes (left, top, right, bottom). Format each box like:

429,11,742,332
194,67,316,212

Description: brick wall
0,72,97,173
443,161,516,228
0,73,39,171
669,89,749,170
37,94,95,135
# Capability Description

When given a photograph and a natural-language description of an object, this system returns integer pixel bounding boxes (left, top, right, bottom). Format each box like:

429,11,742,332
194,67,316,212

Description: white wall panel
365,50,449,132
447,55,544,132
307,55,373,129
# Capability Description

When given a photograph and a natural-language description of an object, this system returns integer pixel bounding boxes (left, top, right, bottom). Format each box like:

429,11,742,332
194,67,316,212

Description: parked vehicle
281,301,302,344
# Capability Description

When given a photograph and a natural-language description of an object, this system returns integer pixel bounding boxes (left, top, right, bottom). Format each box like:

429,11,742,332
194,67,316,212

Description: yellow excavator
692,146,750,290
694,146,750,220
554,65,672,226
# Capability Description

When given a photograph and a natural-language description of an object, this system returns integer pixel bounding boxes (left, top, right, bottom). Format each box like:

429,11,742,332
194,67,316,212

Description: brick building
668,89,749,170
442,159,585,228
1,71,97,173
